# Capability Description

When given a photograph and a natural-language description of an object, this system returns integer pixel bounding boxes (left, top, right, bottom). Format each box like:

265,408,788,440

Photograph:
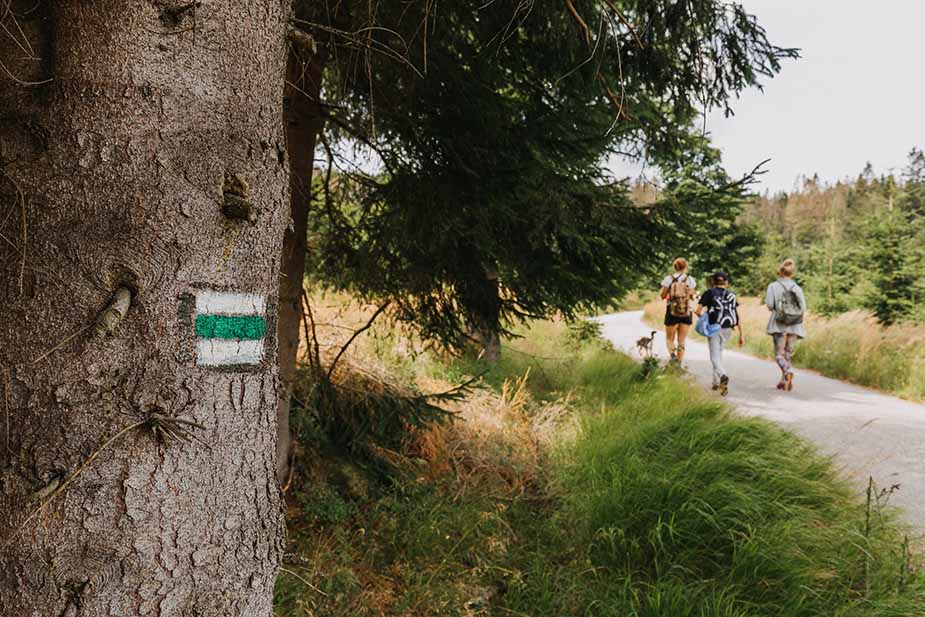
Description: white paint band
196,339,264,366
195,290,266,316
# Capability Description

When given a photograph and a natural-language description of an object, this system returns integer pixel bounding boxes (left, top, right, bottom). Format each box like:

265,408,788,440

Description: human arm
764,283,775,312
735,297,744,346
660,286,670,300
694,290,709,317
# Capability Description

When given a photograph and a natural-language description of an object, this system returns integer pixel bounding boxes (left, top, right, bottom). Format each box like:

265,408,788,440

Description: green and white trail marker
194,290,267,367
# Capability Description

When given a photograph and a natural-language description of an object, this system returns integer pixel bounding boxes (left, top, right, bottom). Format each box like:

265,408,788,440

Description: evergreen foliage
742,149,925,322
864,209,924,324
646,137,765,289
302,1,796,348
900,147,925,214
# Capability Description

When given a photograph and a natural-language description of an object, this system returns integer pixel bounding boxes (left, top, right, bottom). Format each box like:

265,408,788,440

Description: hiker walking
765,259,806,391
695,271,744,396
660,258,697,363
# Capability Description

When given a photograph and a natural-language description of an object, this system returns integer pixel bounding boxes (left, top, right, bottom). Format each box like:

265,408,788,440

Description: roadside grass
644,297,925,401
276,302,924,616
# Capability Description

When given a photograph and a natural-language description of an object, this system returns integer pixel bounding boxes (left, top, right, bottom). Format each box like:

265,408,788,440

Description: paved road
597,311,925,535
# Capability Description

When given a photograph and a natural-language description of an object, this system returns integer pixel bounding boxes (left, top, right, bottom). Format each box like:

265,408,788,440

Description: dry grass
415,368,572,496
279,294,574,617
644,297,925,400
298,291,423,373
299,292,569,478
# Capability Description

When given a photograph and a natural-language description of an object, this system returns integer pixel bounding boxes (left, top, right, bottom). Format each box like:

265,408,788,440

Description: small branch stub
93,287,132,338
288,25,318,55
222,172,258,223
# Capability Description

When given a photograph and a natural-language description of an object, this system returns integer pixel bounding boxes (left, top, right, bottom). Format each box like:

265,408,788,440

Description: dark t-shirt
699,288,740,328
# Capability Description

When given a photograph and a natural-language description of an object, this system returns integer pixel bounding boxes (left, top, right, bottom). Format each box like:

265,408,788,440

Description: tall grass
644,297,925,400
276,310,924,616
497,344,922,616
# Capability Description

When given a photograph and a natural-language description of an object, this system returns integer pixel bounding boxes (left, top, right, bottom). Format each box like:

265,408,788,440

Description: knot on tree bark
222,172,257,223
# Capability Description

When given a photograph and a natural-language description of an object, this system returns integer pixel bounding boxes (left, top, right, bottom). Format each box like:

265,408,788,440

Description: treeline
736,149,925,324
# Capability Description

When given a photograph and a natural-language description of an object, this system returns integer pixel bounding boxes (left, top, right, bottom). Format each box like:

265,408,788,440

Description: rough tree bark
277,36,325,484
0,1,291,614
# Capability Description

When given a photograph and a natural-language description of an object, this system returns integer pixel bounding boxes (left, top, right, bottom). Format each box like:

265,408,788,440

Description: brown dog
636,330,657,357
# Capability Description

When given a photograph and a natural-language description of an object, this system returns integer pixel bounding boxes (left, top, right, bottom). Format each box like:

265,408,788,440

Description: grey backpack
776,282,804,325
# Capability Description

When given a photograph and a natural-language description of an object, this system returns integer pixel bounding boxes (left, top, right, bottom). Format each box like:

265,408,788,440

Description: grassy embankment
275,295,922,616
644,297,925,401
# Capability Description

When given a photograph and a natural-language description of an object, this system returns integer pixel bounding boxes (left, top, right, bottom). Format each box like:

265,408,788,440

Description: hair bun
779,258,796,276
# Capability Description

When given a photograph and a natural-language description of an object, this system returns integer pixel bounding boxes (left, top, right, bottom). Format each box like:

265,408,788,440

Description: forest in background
742,148,925,324
634,147,925,325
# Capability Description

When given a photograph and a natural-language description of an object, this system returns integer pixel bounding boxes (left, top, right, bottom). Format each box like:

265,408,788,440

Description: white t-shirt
661,273,697,292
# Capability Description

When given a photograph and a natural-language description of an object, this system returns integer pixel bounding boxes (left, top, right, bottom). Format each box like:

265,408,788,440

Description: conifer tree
304,0,797,353
900,147,925,214
864,209,924,324
651,136,765,290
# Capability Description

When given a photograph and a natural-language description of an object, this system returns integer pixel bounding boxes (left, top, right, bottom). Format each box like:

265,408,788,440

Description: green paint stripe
195,314,266,340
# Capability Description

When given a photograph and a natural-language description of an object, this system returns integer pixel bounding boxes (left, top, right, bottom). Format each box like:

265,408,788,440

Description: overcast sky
702,0,925,193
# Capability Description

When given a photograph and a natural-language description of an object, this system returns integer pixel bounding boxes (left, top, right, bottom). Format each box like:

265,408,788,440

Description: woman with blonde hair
765,258,806,391
660,257,697,363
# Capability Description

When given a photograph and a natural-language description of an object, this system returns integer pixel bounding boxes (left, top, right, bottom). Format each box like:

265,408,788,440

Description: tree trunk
464,264,502,363
277,41,325,485
470,324,502,363
0,1,290,614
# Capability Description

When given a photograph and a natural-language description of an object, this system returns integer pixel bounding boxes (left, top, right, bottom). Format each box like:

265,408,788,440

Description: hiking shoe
776,381,786,390
785,372,794,391
712,383,720,391
719,375,729,396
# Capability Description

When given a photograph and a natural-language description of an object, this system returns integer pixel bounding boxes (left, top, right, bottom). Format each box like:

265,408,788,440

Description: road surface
597,311,925,535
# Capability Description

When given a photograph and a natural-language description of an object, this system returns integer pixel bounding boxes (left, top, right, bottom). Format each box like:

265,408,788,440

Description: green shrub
566,319,606,349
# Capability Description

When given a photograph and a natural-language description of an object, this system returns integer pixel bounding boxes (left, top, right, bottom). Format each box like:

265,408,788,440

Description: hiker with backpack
695,272,744,396
660,258,697,363
765,259,806,391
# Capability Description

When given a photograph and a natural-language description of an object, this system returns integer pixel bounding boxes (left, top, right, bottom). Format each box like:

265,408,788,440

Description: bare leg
665,324,678,358
676,323,691,362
